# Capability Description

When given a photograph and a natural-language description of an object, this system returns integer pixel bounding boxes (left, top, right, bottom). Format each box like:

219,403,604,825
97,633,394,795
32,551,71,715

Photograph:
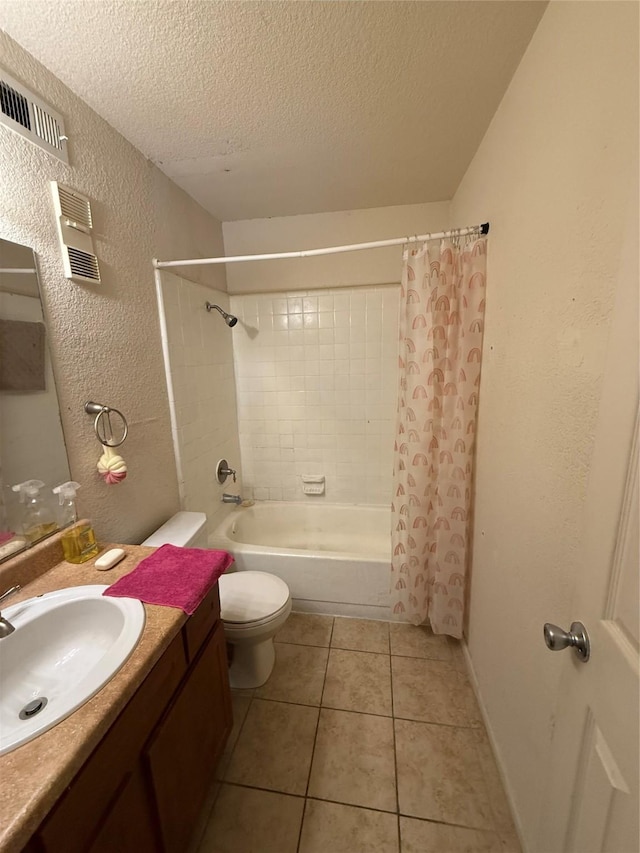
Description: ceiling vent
0,67,68,163
51,182,101,283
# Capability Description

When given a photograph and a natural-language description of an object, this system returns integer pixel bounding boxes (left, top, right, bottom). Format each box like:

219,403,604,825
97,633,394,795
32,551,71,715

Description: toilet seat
219,571,290,626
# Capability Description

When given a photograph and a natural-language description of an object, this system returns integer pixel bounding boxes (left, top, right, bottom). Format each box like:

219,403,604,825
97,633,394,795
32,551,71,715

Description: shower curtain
390,237,487,638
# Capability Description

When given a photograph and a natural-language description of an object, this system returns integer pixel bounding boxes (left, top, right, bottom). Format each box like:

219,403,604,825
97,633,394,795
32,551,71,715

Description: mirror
0,238,71,561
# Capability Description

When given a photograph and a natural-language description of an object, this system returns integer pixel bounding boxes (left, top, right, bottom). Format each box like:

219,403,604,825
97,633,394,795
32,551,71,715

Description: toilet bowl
219,571,291,689
141,512,292,689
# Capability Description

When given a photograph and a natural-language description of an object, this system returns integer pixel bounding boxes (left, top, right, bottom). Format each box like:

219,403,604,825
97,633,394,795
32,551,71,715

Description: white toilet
142,511,291,689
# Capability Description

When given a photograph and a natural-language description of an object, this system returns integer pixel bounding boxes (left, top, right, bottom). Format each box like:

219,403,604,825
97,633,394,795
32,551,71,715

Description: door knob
543,622,590,662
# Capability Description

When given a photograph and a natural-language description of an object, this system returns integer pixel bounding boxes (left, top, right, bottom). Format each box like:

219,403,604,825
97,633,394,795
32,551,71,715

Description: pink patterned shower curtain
390,237,487,638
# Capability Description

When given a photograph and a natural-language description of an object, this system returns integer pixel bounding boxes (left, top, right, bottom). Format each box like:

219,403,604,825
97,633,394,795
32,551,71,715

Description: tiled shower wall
230,286,400,504
158,273,242,537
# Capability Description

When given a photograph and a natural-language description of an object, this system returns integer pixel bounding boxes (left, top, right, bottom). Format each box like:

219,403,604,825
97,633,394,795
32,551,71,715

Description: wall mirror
0,237,71,562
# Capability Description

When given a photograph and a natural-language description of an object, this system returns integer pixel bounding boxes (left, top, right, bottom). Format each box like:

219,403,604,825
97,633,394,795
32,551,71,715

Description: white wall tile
232,284,399,504
161,274,243,534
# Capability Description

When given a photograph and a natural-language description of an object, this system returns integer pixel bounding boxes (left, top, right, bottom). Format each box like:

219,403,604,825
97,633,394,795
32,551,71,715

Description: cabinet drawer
183,582,221,662
38,632,186,853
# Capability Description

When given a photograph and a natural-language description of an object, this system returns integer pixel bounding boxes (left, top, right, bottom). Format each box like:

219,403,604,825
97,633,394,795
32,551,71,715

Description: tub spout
221,493,243,505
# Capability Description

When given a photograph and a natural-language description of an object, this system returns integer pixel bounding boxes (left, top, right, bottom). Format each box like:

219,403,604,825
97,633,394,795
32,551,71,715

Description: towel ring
84,401,128,447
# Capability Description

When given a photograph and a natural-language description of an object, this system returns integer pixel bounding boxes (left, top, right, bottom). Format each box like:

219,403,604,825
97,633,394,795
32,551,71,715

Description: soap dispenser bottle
11,479,58,544
52,481,99,564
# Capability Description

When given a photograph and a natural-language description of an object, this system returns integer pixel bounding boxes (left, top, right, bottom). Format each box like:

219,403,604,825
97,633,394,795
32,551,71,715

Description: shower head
206,302,238,327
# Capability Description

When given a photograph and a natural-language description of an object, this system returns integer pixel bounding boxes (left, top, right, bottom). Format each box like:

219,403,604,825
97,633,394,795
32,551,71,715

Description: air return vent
0,68,68,163
51,182,101,283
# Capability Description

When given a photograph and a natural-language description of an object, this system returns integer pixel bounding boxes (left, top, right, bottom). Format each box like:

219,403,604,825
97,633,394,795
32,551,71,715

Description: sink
0,585,145,755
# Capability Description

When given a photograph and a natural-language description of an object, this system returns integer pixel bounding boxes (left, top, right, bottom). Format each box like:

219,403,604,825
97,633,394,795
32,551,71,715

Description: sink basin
0,585,145,755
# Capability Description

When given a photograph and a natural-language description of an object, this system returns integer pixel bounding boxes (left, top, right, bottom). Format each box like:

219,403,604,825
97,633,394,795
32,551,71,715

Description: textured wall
450,1,638,848
223,202,450,293
231,285,399,504
0,32,226,544
158,273,242,539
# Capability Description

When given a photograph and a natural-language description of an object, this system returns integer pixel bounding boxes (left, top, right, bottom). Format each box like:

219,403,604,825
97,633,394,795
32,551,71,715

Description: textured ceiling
0,1,546,220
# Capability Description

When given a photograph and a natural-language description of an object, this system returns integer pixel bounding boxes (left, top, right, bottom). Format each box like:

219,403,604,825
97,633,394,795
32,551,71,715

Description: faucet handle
216,459,237,484
0,585,20,606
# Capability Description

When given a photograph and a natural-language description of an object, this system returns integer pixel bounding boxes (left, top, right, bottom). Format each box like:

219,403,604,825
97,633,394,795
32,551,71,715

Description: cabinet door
88,765,158,853
146,622,232,853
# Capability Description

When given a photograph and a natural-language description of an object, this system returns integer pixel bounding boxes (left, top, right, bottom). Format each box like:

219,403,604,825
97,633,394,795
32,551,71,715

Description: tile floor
195,614,522,853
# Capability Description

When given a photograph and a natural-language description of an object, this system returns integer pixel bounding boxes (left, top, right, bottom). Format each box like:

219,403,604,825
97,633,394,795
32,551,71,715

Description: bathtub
209,501,391,620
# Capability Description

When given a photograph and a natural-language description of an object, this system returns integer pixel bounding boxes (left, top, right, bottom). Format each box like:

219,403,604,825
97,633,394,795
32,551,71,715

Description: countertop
0,536,190,853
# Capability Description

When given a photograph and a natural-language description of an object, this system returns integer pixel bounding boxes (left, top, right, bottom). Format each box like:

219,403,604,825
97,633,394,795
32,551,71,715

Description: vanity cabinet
30,584,232,853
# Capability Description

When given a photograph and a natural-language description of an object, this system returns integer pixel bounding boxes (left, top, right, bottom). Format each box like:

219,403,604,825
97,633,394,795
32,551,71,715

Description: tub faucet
221,493,242,505
0,585,20,638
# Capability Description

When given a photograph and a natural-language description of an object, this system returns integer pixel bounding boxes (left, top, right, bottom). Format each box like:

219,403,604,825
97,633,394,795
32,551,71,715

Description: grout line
389,645,401,848
398,812,501,836
249,693,479,731
275,639,331,649
224,780,306,800
304,616,334,799
296,795,309,853
220,780,500,834
328,644,393,658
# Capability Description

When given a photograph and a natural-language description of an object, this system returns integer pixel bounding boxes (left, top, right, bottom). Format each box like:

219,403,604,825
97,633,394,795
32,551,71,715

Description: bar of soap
95,548,126,570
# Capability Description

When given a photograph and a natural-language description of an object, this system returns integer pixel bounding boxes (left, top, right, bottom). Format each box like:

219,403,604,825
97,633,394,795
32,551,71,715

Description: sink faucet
221,493,242,505
0,585,21,638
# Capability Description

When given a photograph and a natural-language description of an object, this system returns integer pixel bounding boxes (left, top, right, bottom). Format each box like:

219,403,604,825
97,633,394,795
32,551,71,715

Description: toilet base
227,636,276,689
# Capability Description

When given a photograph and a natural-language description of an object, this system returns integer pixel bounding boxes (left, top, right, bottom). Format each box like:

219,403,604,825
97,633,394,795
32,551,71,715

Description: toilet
142,511,291,689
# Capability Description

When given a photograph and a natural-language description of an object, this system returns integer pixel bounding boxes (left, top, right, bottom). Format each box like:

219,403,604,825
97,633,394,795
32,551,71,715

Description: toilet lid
219,571,290,624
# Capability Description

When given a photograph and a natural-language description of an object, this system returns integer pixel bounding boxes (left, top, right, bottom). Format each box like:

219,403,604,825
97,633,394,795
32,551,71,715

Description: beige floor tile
216,692,252,778
472,729,518,833
389,622,452,661
447,636,469,673
224,699,318,795
400,817,501,853
276,611,334,646
308,708,397,812
392,656,482,727
395,719,494,830
299,799,399,853
187,779,222,853
255,642,329,705
198,784,304,853
331,617,390,654
322,648,392,716
498,830,523,853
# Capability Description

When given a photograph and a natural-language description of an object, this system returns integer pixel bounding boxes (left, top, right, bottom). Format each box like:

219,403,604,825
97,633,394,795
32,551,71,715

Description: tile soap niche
302,475,325,496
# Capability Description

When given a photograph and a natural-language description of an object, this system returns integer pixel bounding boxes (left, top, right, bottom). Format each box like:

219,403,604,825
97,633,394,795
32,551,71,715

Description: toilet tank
141,511,207,548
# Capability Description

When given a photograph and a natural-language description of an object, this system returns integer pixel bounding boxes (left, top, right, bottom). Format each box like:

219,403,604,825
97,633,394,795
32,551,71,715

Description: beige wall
450,1,638,848
223,202,450,293
0,32,226,544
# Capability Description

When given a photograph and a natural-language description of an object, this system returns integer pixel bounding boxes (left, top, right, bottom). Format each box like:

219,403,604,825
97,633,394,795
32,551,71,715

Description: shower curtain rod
153,222,489,269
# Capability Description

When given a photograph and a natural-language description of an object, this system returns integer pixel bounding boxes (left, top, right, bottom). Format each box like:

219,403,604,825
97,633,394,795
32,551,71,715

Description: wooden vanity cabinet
31,584,232,853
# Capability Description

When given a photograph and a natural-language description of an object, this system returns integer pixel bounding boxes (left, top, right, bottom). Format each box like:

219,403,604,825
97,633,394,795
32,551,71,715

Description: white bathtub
209,501,392,620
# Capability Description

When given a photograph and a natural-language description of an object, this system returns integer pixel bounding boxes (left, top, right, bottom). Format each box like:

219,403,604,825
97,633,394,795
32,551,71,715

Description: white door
536,201,639,852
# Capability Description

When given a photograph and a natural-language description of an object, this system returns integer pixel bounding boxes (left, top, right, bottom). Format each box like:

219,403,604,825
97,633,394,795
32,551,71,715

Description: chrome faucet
221,493,242,505
0,585,21,638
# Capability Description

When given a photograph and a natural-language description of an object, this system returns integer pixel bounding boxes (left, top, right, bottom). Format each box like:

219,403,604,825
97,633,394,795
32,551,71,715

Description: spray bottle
11,480,58,544
52,481,99,564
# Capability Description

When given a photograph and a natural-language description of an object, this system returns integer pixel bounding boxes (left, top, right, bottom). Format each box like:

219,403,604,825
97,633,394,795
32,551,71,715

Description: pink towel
104,544,234,614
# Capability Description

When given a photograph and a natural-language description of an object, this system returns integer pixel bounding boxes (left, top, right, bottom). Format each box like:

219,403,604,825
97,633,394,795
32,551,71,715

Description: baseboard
462,641,529,853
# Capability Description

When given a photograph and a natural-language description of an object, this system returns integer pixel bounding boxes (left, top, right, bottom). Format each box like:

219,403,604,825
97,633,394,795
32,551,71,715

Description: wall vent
0,67,68,163
67,247,100,282
51,182,101,283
